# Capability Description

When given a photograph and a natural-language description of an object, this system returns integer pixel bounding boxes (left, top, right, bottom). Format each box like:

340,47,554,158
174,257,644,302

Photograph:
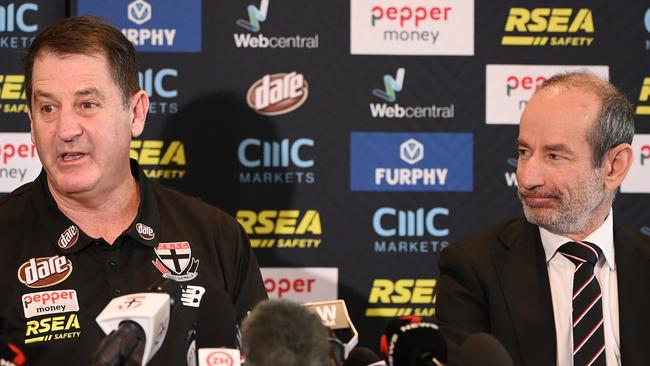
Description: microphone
342,347,386,366
0,338,26,366
304,299,359,362
380,317,447,366
91,279,181,366
460,333,513,366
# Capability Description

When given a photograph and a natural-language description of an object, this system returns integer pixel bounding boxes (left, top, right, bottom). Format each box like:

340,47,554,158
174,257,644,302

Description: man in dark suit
436,72,650,366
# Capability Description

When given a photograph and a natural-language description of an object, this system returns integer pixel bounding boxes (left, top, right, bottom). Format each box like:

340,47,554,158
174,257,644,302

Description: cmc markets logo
350,132,473,192
645,9,650,51
366,278,436,317
237,138,314,184
372,207,449,254
485,65,609,125
0,133,41,193
370,68,454,119
130,140,186,179
350,0,473,55
261,267,338,302
236,210,322,249
0,3,38,49
139,68,178,114
246,72,308,115
501,8,594,47
77,0,201,52
234,0,318,49
0,74,27,113
621,134,650,193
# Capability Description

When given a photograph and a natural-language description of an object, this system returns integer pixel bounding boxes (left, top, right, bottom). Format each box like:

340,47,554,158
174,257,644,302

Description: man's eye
81,102,96,109
41,105,55,113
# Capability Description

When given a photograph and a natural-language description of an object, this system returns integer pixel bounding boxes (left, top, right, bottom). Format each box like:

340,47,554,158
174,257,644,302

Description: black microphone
342,347,386,366
0,338,26,366
460,333,513,366
90,278,182,366
381,317,447,366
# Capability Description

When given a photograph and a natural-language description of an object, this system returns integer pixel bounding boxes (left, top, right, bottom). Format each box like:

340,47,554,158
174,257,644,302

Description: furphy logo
502,8,594,47
372,207,449,254
0,133,41,193
0,74,27,113
366,278,436,317
485,65,609,124
636,78,650,116
25,313,81,344
504,158,518,187
261,267,338,302
58,225,79,250
350,132,473,192
130,140,186,179
234,0,318,49
139,68,178,114
77,0,201,52
22,289,79,319
370,68,454,119
246,72,308,115
0,3,38,49
18,256,73,289
621,134,650,193
236,210,322,249
237,138,315,184
351,0,473,55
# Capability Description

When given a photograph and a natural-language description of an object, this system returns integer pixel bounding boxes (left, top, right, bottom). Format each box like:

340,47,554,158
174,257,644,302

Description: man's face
516,87,609,235
29,52,140,197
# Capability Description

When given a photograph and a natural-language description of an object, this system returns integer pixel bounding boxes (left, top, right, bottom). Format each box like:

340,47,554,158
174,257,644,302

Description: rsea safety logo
246,72,308,116
350,0,473,55
366,278,436,317
370,68,454,119
621,134,650,193
0,133,41,193
635,77,650,116
372,207,449,254
485,65,609,125
238,138,314,184
236,210,322,249
130,140,186,180
22,289,79,319
501,8,594,47
261,267,338,302
350,132,473,192
0,74,27,113
139,67,178,114
25,313,81,344
234,0,318,49
0,3,38,49
77,0,201,52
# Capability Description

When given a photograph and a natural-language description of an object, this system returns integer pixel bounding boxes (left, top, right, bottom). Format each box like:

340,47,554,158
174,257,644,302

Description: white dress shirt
539,211,620,366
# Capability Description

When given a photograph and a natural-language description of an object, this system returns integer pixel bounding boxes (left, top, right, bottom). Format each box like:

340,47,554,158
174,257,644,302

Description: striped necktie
557,241,606,366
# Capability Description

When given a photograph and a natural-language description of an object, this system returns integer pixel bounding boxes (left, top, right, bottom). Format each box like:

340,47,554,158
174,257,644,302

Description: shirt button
113,289,122,296
108,261,118,271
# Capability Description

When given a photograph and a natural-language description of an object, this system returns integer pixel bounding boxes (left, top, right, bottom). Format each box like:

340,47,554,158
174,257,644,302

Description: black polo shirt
0,160,267,365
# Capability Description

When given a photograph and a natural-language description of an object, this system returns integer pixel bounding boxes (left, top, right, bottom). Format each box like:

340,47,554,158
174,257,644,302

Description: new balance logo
372,68,405,102
236,0,269,32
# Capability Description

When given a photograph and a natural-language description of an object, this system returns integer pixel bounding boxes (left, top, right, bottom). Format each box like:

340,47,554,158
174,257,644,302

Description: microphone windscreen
383,318,447,366
460,333,513,366
342,347,384,366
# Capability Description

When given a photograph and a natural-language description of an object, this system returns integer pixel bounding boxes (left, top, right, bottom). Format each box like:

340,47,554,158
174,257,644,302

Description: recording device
380,316,447,366
342,347,386,366
460,333,513,366
304,300,359,362
0,338,26,366
91,279,181,366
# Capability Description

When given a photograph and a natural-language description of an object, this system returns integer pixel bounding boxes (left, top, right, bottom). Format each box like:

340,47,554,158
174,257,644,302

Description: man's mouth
61,152,85,162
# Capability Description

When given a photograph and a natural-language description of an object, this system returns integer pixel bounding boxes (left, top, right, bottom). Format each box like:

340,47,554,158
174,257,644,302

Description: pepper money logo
246,72,308,115
236,210,322,249
0,133,41,193
130,140,186,180
620,134,650,193
0,2,38,49
18,256,73,289
501,8,594,47
234,0,319,49
366,278,436,317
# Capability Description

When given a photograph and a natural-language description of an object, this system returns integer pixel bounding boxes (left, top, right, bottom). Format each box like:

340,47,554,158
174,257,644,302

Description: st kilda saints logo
152,241,199,282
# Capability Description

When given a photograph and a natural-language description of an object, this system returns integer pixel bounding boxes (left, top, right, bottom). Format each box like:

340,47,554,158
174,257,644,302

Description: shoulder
0,180,37,220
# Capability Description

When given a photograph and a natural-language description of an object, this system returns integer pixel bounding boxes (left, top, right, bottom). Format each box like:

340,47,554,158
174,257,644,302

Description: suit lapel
493,220,556,366
614,225,650,365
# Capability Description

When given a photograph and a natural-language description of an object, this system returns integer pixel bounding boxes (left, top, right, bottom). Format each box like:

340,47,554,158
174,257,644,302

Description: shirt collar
34,158,160,254
539,209,615,270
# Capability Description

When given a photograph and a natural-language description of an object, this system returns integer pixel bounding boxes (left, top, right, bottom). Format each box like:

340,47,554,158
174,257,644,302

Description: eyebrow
516,139,575,153
32,88,106,102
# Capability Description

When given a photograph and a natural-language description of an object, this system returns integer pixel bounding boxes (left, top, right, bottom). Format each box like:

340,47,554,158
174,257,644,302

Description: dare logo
130,140,186,179
502,8,594,47
246,72,308,116
0,74,27,113
366,278,436,317
18,256,73,289
236,210,322,249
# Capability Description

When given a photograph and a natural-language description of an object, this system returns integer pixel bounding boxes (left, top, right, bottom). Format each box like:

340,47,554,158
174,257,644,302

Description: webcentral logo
369,68,454,119
372,207,450,254
237,138,315,184
0,3,38,49
233,0,318,49
501,8,594,47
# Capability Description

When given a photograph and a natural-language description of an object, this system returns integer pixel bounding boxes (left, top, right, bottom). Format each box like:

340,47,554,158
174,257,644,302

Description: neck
561,202,611,242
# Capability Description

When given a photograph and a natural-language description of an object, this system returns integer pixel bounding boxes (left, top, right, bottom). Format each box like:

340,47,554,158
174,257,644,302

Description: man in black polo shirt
0,16,267,365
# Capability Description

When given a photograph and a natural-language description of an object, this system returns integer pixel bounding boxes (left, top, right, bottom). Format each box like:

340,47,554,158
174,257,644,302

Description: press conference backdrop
2,0,650,351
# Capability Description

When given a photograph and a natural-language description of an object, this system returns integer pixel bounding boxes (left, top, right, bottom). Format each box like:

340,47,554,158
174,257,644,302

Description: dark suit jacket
436,218,650,366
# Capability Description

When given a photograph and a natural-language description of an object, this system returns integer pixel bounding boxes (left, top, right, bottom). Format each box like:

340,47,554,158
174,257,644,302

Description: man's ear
129,90,149,138
603,143,633,191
